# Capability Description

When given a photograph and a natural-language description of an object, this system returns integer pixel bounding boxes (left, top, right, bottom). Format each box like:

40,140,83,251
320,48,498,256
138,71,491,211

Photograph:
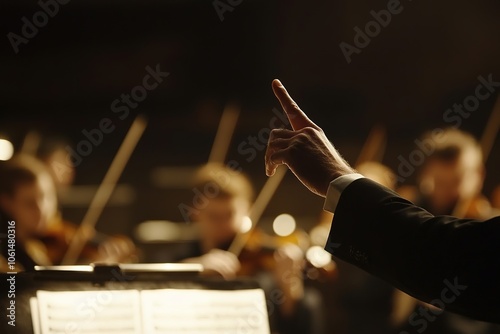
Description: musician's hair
192,163,254,203
423,128,483,169
0,155,47,197
36,136,70,161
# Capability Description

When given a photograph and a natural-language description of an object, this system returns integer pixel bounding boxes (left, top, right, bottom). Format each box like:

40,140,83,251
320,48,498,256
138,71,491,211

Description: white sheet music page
30,297,41,334
36,290,142,334
141,288,270,334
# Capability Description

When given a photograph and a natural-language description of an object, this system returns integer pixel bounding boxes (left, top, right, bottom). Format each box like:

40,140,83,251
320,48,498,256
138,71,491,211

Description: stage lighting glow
0,139,14,161
240,216,253,233
309,224,330,246
135,220,181,242
306,245,332,268
273,213,296,237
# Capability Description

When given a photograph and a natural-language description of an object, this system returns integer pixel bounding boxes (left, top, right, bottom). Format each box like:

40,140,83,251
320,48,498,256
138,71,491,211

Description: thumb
272,79,318,131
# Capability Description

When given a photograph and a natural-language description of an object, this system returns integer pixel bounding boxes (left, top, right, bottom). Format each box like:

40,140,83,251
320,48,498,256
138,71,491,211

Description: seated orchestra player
394,129,500,333
36,137,137,265
400,128,493,219
0,154,135,272
265,79,500,323
0,155,57,271
172,163,324,334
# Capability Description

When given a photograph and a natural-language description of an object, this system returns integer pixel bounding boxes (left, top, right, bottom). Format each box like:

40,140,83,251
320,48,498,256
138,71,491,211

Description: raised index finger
272,79,318,131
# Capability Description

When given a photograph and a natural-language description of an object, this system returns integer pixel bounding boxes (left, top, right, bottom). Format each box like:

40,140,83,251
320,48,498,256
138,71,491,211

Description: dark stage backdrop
1,0,499,232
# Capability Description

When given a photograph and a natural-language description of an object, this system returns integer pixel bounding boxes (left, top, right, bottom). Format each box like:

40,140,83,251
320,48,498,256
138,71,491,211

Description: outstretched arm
265,79,500,323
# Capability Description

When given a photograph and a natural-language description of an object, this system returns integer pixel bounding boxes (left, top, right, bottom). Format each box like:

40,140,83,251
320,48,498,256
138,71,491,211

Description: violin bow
208,102,287,256
229,122,386,256
355,123,387,167
228,165,288,257
61,115,147,264
208,103,240,164
480,94,500,161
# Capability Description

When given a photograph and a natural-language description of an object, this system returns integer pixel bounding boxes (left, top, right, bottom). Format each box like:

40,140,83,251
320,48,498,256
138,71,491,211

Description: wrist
321,168,353,197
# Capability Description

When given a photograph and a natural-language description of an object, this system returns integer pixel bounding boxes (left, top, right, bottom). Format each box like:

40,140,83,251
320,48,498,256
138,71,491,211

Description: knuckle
293,132,310,145
303,126,320,136
268,140,281,151
296,132,309,141
270,128,280,136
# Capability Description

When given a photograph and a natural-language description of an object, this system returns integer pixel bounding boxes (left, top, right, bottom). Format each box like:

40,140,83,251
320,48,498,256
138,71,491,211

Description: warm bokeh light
135,220,181,242
306,245,332,268
273,213,296,237
309,224,330,246
240,216,253,233
0,139,14,161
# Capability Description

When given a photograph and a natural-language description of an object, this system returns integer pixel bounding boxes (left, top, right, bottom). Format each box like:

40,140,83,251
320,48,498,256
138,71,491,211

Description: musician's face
0,176,57,241
420,155,483,213
196,196,250,245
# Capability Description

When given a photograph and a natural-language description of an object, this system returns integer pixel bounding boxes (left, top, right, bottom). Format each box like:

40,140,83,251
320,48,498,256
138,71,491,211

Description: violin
38,214,137,265
234,227,337,282
454,194,495,220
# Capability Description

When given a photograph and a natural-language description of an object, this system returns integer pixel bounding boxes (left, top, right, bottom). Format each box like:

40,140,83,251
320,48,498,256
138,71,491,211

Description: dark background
1,0,500,235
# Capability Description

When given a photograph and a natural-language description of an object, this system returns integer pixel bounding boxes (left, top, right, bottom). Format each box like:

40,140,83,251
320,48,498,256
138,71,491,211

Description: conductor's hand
266,79,355,197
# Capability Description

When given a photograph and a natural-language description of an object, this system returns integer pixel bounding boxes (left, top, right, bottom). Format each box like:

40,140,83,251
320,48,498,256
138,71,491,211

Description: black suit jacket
325,178,500,323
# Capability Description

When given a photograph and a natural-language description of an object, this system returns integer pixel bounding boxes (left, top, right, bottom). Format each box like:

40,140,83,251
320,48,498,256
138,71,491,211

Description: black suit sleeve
324,178,500,323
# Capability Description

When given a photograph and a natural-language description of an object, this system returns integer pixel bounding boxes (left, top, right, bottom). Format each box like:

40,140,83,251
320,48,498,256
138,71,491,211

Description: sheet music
35,290,142,334
31,288,270,334
30,297,41,334
141,289,270,334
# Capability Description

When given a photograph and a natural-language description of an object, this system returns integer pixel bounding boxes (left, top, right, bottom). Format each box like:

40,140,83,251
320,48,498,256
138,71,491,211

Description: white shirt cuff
323,173,365,213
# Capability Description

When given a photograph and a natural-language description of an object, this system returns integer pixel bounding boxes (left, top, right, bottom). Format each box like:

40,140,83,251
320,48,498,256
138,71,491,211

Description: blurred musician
36,137,136,265
0,154,135,271
0,155,56,271
395,129,499,334
174,163,324,334
405,128,492,219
